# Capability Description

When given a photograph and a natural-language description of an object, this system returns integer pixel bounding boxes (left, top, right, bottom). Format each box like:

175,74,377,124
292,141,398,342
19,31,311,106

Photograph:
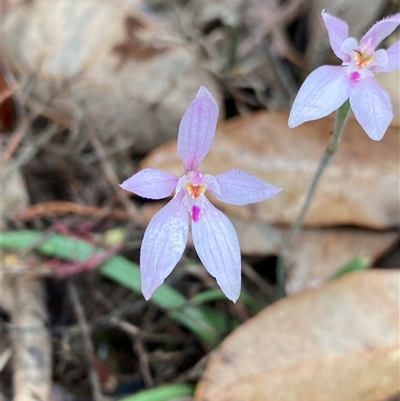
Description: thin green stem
276,100,351,298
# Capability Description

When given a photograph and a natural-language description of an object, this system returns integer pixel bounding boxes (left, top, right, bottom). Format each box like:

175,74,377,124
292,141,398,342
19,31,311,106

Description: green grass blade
329,256,370,280
1,230,226,345
118,383,195,401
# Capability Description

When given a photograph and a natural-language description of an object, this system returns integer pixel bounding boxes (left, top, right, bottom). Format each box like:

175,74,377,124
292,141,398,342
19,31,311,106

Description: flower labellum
289,11,400,141
120,87,282,302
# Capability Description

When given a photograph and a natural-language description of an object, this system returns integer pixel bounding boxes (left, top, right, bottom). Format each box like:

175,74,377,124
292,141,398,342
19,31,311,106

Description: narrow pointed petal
192,199,241,302
321,11,350,61
379,41,400,72
360,13,400,49
349,78,393,141
177,86,219,172
140,192,188,299
120,168,179,199
208,170,282,205
289,66,349,128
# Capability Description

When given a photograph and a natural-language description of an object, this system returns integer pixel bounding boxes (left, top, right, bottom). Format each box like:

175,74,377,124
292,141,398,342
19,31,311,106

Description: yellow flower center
186,183,206,199
354,50,373,69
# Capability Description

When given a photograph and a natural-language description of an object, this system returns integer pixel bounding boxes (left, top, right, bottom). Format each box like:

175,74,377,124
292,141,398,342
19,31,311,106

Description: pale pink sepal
120,168,178,200
177,86,219,172
191,199,241,302
360,13,400,49
210,169,282,205
140,192,189,300
288,65,349,128
349,78,392,141
321,11,350,61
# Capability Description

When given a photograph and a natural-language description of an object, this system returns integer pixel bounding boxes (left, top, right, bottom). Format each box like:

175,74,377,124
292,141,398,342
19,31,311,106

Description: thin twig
276,100,351,298
1,118,30,166
175,355,209,383
86,126,143,226
68,281,107,401
15,200,131,221
1,123,61,182
241,261,275,301
108,318,153,386
1,105,43,168
133,338,154,387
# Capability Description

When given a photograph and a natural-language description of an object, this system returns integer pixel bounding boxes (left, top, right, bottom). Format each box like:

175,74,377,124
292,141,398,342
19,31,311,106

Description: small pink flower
289,11,400,140
121,87,281,302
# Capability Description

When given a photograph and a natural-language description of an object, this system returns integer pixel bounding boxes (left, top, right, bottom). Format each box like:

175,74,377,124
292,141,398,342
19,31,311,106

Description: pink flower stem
276,100,351,298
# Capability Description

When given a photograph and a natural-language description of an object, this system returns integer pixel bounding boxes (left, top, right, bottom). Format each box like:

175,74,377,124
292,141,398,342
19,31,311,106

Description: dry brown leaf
1,0,221,153
140,111,399,229
286,228,399,294
195,270,400,401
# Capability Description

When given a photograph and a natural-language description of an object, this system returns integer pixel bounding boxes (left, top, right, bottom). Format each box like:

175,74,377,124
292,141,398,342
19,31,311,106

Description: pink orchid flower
289,11,400,140
120,87,281,302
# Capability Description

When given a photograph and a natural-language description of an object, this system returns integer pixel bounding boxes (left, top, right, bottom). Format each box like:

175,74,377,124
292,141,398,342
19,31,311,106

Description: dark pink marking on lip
192,205,201,222
349,71,360,82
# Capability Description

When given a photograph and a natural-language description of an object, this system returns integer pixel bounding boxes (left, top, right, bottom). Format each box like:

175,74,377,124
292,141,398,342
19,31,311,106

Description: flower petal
192,199,241,302
140,192,189,299
289,66,349,128
360,13,400,49
321,11,350,61
120,168,178,200
379,41,400,72
208,169,282,205
349,78,393,141
177,86,219,172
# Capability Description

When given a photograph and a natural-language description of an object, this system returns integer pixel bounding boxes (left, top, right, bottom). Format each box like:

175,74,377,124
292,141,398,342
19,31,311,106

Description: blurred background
1,0,399,400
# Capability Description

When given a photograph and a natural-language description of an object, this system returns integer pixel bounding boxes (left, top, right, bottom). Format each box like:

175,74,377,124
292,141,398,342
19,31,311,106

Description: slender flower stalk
121,87,281,302
277,100,350,297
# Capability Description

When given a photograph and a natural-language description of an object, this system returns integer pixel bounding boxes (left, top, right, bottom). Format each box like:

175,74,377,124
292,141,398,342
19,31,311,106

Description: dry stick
68,281,108,401
16,200,131,221
109,318,154,387
2,123,61,183
1,117,30,166
86,126,143,226
133,338,154,387
7,273,52,401
276,100,351,298
241,261,275,301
